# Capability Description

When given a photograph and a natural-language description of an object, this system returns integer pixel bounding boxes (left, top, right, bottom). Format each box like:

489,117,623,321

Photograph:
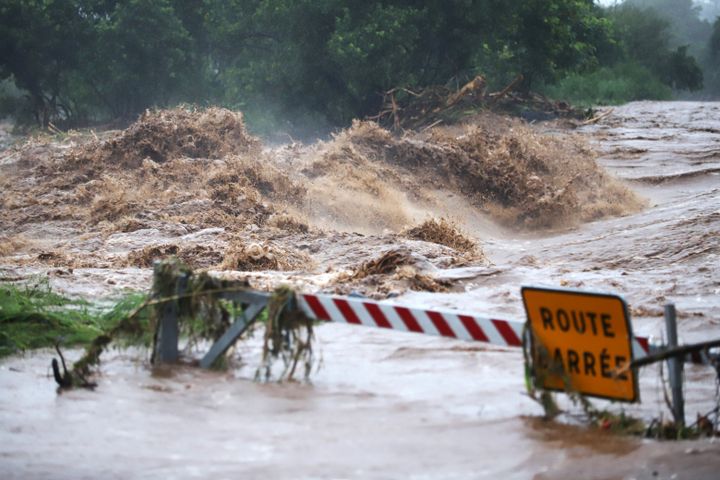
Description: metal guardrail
150,264,719,424
151,279,714,369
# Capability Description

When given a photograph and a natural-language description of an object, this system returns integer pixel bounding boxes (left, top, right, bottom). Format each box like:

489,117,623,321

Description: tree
0,1,92,125
0,0,197,125
2,0,704,128
662,45,703,90
485,1,604,88
608,4,703,92
711,17,720,60
626,0,712,48
209,0,614,123
82,0,194,119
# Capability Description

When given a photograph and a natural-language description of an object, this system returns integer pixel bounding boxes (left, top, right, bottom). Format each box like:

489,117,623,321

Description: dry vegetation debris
126,244,225,269
0,235,28,257
320,119,643,229
0,107,306,242
70,107,260,167
329,248,453,298
402,217,481,257
348,249,416,280
372,75,584,132
221,240,312,272
0,105,644,293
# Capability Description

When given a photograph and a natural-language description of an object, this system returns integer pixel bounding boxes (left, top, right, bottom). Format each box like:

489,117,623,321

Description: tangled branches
256,286,317,382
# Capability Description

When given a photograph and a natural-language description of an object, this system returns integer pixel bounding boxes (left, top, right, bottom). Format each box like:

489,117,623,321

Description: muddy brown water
2,101,720,478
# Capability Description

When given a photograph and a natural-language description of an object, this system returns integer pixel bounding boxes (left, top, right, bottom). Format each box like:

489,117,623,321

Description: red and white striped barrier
297,293,657,357
298,292,524,347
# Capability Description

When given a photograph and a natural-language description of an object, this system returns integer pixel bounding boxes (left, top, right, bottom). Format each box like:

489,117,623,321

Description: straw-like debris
371,75,585,131
0,106,312,250
395,265,452,293
349,249,415,280
221,240,312,272
0,235,27,257
69,260,243,380
329,249,453,298
266,214,310,234
320,119,643,229
69,107,260,168
403,217,481,257
126,244,224,269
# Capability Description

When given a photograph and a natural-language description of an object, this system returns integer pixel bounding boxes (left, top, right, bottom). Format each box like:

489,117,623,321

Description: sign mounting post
521,286,639,402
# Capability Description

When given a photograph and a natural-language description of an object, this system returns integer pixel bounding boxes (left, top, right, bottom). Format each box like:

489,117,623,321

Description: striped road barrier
297,293,659,361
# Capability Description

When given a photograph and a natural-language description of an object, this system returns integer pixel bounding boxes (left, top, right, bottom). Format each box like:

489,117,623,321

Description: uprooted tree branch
369,74,587,132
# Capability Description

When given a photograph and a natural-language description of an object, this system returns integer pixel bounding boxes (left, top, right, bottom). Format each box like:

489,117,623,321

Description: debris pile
319,119,643,229
69,107,260,167
126,244,225,269
257,286,316,382
57,260,318,387
402,217,481,258
330,248,452,298
0,103,643,298
0,106,306,246
349,249,416,280
371,75,586,131
221,240,312,272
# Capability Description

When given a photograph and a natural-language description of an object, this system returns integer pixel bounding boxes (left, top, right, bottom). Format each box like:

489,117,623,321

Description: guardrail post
665,303,685,427
152,262,182,363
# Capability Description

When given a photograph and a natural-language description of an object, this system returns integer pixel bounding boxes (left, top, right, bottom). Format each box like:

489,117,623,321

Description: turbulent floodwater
1,101,720,479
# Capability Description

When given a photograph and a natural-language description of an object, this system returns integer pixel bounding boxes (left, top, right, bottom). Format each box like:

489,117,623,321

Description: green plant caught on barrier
41,259,318,388
0,278,146,358
255,286,316,383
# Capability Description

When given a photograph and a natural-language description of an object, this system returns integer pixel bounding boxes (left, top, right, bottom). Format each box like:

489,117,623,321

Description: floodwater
405,102,720,341
2,102,720,478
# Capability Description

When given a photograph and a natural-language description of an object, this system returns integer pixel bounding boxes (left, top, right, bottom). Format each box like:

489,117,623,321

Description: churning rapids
1,101,719,479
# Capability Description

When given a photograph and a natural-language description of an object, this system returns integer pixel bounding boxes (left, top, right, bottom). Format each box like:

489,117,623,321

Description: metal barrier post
200,300,267,368
152,263,182,363
665,303,685,427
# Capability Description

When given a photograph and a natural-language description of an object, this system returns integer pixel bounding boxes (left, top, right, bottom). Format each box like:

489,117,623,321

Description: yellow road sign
521,286,638,402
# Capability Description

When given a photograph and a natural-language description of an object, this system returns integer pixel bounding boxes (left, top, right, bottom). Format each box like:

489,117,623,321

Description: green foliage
663,46,704,91
496,0,614,88
542,63,672,107
609,4,672,72
627,0,713,49
328,5,423,112
209,0,618,123
0,279,147,357
0,0,715,131
256,286,315,382
0,0,93,125
542,3,707,104
618,0,716,96
0,0,622,128
606,4,704,93
0,77,34,125
82,0,195,119
0,0,195,125
101,291,154,345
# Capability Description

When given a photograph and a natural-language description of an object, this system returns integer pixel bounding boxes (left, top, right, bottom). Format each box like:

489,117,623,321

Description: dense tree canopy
627,0,712,48
608,3,704,91
0,0,715,130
